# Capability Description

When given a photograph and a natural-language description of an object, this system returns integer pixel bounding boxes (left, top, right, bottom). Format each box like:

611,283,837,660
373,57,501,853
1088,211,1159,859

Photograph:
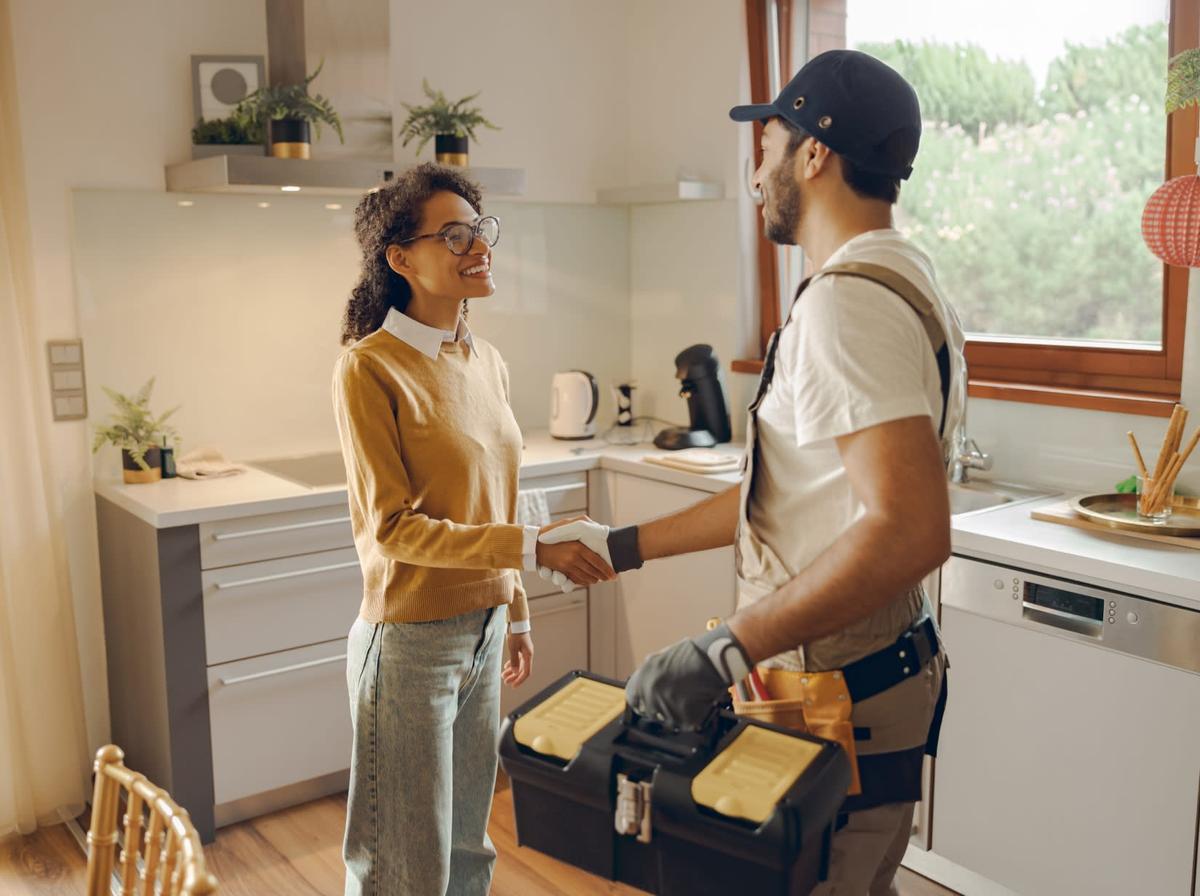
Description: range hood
165,154,527,198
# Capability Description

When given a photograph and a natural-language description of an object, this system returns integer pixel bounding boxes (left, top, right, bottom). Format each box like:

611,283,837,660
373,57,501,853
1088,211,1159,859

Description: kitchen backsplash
72,190,633,466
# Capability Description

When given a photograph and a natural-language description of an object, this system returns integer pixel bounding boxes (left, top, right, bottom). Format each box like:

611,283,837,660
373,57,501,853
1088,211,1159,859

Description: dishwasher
933,555,1200,896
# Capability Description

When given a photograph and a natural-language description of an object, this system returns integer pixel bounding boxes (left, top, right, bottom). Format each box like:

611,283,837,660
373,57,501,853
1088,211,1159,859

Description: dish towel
642,449,741,475
176,447,248,480
516,488,551,528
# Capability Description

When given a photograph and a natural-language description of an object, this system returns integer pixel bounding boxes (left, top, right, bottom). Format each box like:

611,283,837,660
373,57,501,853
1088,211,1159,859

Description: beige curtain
0,0,91,839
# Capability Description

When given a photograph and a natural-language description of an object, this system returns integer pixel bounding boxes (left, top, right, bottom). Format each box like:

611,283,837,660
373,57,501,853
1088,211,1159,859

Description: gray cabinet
96,495,360,843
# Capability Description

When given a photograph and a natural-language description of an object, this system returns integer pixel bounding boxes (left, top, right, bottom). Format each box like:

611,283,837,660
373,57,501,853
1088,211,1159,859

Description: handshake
533,519,642,592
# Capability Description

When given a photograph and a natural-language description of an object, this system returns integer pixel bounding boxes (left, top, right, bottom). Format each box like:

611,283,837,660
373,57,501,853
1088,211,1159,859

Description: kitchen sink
948,480,1051,516
250,451,347,488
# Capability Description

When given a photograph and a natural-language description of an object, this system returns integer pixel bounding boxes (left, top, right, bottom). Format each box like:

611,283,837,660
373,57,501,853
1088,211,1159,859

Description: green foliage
1166,48,1200,113
1041,25,1167,116
92,378,180,470
855,23,1169,342
191,112,262,145
397,80,499,155
858,40,1039,135
1115,475,1138,494
234,60,344,143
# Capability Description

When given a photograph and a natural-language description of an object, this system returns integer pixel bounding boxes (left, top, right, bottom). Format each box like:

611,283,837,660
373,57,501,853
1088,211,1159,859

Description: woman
334,162,614,896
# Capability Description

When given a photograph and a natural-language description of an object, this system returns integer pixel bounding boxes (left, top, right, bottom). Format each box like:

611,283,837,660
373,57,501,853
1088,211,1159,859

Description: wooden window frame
735,0,1197,420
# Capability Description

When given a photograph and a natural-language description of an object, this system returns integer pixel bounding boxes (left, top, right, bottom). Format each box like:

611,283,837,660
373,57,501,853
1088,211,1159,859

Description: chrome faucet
950,434,993,484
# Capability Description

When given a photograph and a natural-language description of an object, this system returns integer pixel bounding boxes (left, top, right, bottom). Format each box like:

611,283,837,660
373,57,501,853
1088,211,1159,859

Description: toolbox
498,671,852,895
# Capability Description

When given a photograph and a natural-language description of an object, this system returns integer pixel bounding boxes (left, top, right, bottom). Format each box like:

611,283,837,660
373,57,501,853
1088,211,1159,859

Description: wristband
607,525,643,572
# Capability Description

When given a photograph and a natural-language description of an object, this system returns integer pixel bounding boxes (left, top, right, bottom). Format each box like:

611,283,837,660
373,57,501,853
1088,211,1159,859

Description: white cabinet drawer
208,639,351,807
500,591,589,718
199,503,354,570
518,472,587,515
202,547,362,666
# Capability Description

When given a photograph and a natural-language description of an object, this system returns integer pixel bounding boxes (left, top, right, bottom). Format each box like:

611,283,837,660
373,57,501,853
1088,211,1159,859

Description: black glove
625,623,752,731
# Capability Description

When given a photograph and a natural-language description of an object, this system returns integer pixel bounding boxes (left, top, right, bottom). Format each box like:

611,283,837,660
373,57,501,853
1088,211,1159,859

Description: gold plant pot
435,134,469,167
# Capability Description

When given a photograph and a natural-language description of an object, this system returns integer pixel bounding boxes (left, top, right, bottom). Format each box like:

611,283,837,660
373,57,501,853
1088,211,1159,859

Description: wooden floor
1,784,958,895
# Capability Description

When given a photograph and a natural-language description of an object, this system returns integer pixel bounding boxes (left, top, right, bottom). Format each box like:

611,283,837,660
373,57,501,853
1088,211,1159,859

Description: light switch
46,339,87,421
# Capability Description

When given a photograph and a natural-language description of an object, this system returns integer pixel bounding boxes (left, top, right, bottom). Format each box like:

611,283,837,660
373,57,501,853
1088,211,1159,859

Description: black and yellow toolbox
498,671,852,895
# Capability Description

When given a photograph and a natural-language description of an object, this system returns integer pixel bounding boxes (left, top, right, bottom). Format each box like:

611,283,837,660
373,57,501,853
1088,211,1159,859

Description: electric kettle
550,371,598,440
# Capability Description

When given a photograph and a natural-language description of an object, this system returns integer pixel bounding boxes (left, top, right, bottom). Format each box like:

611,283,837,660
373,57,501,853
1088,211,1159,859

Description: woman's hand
535,525,616,585
503,632,534,687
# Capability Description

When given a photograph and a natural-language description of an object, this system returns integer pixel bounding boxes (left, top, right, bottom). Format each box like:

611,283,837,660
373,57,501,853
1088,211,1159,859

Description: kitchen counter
94,436,1200,610
953,495,1200,611
93,432,745,529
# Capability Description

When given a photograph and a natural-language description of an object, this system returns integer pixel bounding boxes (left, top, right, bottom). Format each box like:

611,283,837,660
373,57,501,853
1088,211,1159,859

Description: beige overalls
734,262,952,895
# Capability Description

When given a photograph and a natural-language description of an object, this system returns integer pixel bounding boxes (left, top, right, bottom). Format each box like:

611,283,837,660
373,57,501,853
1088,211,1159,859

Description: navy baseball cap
730,49,921,180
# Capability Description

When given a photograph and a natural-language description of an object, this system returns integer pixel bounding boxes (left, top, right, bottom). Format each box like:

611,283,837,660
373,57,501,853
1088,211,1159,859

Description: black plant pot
121,447,162,484
270,118,311,159
435,134,469,167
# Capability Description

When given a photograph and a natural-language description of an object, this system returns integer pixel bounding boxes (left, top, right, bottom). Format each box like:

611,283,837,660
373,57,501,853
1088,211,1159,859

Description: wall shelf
596,180,725,205
164,155,527,198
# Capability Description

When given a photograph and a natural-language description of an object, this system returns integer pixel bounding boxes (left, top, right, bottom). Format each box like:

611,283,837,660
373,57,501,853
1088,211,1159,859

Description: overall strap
814,261,951,437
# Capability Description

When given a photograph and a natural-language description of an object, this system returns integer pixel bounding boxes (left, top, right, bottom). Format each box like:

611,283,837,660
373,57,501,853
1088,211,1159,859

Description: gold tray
1069,493,1200,537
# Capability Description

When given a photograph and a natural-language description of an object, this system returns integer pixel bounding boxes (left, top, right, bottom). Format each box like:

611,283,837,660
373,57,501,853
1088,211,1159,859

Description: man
540,49,967,893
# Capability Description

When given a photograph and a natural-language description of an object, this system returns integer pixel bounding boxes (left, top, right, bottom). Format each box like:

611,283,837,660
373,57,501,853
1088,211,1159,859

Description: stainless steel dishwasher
933,555,1200,896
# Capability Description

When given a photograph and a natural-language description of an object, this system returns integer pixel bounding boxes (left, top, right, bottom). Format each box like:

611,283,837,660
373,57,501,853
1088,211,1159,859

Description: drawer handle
518,484,584,497
215,560,361,590
530,597,587,619
219,653,347,686
212,515,352,541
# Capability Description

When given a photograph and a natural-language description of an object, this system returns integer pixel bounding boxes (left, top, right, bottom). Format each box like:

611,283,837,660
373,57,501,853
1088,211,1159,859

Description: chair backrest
85,745,218,896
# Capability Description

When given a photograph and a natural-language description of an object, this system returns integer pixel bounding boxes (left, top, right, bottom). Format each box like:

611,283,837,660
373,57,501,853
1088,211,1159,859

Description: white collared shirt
380,307,536,634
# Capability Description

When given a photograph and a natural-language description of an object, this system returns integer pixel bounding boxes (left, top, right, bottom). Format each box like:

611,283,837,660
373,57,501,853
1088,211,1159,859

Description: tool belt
733,615,946,802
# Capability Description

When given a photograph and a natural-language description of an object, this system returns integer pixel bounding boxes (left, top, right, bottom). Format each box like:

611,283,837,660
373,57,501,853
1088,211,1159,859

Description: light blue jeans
343,605,506,896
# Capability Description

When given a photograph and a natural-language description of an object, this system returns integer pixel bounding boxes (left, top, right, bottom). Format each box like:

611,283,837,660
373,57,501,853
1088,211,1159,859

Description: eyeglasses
397,216,500,256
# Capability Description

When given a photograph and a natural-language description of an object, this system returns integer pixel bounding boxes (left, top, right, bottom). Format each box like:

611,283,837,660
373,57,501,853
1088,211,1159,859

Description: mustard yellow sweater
332,328,529,624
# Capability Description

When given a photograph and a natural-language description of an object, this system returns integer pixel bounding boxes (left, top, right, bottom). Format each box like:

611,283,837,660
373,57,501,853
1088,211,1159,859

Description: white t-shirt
744,229,966,584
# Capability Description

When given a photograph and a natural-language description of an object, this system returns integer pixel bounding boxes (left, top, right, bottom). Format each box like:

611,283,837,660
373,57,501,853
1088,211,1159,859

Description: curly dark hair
340,162,483,345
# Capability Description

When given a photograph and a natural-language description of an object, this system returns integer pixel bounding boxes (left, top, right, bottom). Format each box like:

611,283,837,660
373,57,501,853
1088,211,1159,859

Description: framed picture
191,55,265,123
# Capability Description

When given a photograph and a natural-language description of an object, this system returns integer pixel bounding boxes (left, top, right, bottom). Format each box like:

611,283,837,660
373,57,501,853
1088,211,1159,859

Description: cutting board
1030,501,1200,551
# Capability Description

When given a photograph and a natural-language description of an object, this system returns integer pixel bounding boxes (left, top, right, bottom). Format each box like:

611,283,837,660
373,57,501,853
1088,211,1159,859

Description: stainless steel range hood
164,154,527,197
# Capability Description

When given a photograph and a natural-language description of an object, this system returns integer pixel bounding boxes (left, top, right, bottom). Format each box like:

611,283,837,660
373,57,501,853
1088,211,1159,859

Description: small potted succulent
92,378,180,484
397,80,499,166
190,108,265,159
234,60,344,159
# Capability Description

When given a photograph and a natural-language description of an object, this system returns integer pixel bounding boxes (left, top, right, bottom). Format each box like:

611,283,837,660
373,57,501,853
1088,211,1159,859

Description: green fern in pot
234,60,345,160
92,378,180,483
397,80,499,165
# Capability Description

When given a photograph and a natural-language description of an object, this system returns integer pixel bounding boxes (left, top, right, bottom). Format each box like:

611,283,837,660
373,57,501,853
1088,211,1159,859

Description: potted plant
234,60,344,160
397,79,499,166
92,378,180,484
1166,47,1200,113
190,108,265,159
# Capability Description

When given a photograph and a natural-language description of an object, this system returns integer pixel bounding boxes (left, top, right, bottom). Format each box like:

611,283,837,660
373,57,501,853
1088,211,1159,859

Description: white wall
389,0,631,203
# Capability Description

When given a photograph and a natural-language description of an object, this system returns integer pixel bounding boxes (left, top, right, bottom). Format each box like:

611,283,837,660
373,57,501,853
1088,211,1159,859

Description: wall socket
47,339,88,421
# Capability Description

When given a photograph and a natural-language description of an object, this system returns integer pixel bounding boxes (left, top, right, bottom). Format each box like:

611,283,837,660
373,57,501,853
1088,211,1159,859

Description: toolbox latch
614,773,653,844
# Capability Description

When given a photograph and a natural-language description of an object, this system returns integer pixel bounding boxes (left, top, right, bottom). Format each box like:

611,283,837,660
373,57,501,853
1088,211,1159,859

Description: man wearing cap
539,49,967,893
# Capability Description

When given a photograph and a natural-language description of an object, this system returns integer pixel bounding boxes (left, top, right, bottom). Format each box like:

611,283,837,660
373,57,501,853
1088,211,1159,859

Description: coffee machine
654,344,732,450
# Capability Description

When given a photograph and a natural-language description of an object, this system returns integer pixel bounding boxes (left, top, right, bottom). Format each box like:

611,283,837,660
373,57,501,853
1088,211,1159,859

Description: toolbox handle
620,697,733,760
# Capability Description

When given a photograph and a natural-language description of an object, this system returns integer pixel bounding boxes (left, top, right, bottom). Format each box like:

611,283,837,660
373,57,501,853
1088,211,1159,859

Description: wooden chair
85,744,218,896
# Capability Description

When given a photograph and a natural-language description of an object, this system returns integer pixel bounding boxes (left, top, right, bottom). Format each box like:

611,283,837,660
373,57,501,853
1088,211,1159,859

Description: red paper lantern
1142,174,1200,267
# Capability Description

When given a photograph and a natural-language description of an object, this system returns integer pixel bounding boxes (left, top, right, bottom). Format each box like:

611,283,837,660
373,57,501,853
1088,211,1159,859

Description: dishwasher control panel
950,556,1200,674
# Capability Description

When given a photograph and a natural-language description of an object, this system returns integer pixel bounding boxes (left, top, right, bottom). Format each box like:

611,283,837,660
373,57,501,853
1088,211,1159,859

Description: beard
763,161,802,245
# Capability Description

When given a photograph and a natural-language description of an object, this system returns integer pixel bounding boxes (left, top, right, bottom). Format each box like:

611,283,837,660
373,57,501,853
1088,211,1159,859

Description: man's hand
624,623,751,730
537,519,613,592
535,520,615,586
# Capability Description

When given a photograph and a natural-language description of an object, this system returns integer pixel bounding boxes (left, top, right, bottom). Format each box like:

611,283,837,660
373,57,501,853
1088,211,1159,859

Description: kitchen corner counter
94,432,747,529
952,494,1200,610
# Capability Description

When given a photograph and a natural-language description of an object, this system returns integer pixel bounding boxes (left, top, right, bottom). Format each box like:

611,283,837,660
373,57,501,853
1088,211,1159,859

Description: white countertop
93,432,745,529
952,495,1200,611
94,433,1200,609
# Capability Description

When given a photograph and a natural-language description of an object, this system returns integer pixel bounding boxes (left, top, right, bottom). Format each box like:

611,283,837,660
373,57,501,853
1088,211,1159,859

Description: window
738,0,1197,418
